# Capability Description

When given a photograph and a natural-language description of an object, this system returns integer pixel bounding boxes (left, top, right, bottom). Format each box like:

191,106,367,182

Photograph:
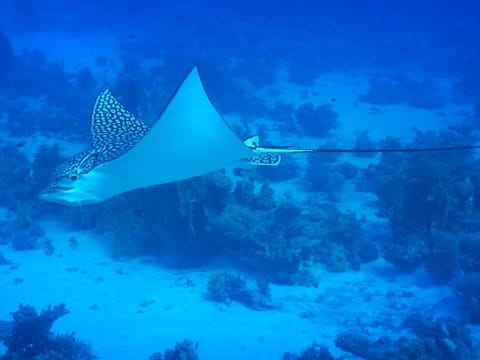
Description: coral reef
425,230,459,283
149,339,199,360
206,272,273,310
0,320,12,342
451,272,480,322
335,161,360,180
0,39,104,139
382,240,427,271
64,175,221,262
200,61,269,119
356,125,480,326
359,74,444,109
304,155,345,201
335,330,371,359
212,199,317,285
31,144,65,193
294,202,366,270
364,127,480,320
233,56,278,89
294,103,338,138
251,182,277,211
113,66,147,115
267,101,299,135
0,304,96,360
10,226,44,251
213,204,269,248
353,130,377,158
0,142,50,232
357,238,380,263
403,312,477,358
335,312,478,359
256,155,301,182
0,143,34,207
283,342,336,360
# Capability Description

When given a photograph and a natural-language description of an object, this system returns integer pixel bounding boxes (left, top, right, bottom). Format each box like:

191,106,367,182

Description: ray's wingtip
182,64,206,88
187,64,202,78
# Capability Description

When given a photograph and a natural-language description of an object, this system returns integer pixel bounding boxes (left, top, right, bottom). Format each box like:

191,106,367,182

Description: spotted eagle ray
39,66,289,206
40,66,480,206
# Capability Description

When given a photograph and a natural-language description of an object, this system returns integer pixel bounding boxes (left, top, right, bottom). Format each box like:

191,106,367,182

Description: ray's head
39,89,149,206
39,152,100,206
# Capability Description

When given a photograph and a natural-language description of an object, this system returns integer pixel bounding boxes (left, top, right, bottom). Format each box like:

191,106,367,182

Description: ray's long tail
243,135,480,166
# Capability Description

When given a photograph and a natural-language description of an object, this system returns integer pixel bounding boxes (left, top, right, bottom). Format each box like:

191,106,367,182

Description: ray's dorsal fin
91,89,149,147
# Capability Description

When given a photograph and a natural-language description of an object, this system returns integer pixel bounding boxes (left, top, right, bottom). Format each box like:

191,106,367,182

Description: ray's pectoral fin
39,89,151,205
90,89,149,161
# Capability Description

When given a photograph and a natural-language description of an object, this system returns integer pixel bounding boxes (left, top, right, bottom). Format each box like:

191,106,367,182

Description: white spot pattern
48,90,150,185
248,153,281,166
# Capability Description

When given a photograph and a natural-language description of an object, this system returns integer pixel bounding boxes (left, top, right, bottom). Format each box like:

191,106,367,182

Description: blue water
0,1,480,359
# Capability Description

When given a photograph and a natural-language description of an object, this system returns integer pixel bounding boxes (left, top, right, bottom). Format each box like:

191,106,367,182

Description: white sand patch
0,219,318,359
0,218,462,359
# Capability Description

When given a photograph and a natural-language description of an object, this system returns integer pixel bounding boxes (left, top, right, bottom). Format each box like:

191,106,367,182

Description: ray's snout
38,187,70,205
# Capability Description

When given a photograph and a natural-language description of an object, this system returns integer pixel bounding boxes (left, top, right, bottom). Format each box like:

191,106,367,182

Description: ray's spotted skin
39,66,323,206
39,67,260,205
41,90,150,202
90,89,149,160
247,153,281,166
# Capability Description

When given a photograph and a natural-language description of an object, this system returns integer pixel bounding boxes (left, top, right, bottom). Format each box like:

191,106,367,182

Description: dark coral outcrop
0,304,96,360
